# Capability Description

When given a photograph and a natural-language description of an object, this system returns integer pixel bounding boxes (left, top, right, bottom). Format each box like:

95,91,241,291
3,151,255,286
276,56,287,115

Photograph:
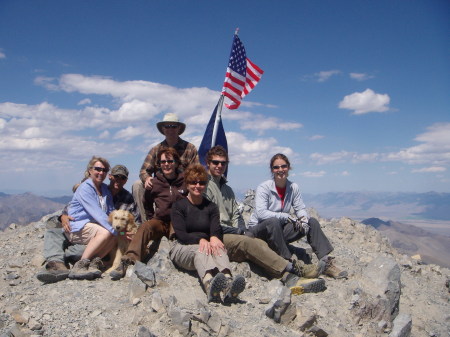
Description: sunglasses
92,166,108,173
159,160,175,164
163,124,179,129
113,175,127,180
210,160,228,166
187,181,207,186
272,164,288,170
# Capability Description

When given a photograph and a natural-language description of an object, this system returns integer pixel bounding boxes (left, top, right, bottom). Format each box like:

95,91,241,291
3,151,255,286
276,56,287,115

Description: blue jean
43,228,85,264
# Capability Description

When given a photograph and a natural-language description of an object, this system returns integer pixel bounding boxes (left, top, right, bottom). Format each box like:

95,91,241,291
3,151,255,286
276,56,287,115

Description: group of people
37,113,347,304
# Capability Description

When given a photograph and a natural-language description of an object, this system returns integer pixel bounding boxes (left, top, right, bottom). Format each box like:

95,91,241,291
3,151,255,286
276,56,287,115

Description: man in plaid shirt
132,113,199,222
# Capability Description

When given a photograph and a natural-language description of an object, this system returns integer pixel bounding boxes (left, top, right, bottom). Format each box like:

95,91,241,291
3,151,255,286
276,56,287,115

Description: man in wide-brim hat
133,113,199,222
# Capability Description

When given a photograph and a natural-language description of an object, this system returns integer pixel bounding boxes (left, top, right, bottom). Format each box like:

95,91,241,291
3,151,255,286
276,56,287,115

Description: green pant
223,234,288,278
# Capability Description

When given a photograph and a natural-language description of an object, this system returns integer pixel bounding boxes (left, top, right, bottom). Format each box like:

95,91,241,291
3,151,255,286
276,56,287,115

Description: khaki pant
169,241,231,279
223,234,288,278
65,222,102,245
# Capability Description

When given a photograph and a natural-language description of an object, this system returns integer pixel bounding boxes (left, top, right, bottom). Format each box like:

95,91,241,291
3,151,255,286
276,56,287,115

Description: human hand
125,231,135,241
144,176,154,190
198,238,211,255
61,215,74,233
209,236,226,256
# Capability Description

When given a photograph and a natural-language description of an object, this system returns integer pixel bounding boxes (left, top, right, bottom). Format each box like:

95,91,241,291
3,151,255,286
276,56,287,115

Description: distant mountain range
0,192,69,231
301,191,450,221
362,217,450,269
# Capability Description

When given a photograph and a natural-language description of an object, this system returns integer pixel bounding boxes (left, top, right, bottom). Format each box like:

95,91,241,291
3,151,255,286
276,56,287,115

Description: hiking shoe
323,257,348,279
110,258,133,281
290,278,326,295
88,257,104,279
291,259,326,279
68,259,95,280
204,273,228,303
36,261,70,284
223,275,246,303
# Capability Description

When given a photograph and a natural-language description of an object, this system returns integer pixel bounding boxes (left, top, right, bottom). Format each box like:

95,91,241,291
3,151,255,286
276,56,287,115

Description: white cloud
315,70,341,82
338,88,390,115
309,135,324,141
385,123,450,165
227,132,294,165
310,123,450,168
0,50,5,59
310,151,380,165
240,115,302,134
349,73,374,81
412,166,447,173
78,98,92,105
99,130,110,139
341,171,349,176
114,126,148,141
300,170,326,178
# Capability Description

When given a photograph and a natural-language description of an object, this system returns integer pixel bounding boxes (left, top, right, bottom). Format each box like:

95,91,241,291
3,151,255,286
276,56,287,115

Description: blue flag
198,99,228,175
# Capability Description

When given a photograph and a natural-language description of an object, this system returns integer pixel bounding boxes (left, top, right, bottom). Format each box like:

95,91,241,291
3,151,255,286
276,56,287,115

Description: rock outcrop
0,210,448,337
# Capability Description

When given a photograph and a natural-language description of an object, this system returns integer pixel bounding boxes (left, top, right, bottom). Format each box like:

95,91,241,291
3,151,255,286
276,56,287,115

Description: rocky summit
0,209,449,337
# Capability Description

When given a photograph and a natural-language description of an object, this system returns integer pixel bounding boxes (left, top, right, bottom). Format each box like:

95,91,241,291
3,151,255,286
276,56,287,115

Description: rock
168,307,192,336
134,261,156,287
129,273,147,300
265,284,292,323
354,256,401,325
389,314,412,337
137,326,156,337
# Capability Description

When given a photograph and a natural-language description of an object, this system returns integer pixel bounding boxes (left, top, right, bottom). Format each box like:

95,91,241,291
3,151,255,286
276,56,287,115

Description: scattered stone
134,261,156,287
389,313,412,337
265,284,291,323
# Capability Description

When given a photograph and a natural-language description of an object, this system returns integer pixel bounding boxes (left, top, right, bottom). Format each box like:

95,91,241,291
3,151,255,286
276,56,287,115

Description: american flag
222,35,264,110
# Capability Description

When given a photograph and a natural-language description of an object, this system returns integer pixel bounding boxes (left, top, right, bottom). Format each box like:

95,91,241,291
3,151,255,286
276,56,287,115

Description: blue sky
0,0,449,197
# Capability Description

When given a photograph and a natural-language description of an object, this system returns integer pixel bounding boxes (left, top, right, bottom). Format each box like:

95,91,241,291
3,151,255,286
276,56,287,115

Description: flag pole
211,95,224,147
211,28,238,147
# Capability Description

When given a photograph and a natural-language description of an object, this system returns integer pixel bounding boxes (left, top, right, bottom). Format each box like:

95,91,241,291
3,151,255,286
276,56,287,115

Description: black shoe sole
207,273,227,303
68,271,96,280
224,275,246,303
36,271,69,284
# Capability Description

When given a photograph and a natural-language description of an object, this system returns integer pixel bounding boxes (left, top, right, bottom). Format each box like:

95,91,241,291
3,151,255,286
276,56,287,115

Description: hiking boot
223,275,246,303
204,273,228,303
68,259,95,280
36,261,70,284
88,257,104,279
290,278,326,295
110,258,133,281
323,257,348,279
291,259,326,278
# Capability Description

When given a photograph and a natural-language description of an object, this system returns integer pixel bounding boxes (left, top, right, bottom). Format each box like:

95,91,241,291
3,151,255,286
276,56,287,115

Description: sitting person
204,146,325,292
36,164,139,283
110,147,187,280
248,153,347,279
170,164,245,303
65,156,118,280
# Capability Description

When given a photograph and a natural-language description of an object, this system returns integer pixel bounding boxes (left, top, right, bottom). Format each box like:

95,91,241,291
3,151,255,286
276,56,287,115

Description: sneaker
68,259,95,280
290,278,326,295
88,257,104,279
323,257,348,279
204,272,228,303
223,275,246,303
291,259,326,279
110,258,133,281
36,261,70,284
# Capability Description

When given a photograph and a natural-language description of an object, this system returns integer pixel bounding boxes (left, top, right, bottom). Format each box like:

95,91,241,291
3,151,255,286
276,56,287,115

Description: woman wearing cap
66,156,117,280
170,164,245,303
248,153,348,279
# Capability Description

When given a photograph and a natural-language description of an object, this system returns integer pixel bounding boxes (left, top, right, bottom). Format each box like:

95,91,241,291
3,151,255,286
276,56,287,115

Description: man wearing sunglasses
133,113,199,222
204,146,325,291
36,164,140,284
